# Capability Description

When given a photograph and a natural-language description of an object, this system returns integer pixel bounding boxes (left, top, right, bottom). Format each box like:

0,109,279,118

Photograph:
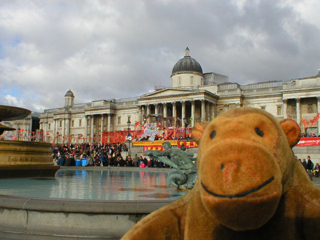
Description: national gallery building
38,48,320,143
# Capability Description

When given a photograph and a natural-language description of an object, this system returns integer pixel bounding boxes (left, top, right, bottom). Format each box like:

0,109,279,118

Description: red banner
296,137,320,147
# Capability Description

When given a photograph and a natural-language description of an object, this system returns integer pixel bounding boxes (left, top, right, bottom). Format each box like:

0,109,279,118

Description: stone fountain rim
0,194,174,214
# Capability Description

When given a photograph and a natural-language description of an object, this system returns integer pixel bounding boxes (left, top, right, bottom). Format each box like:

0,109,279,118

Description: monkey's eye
255,127,264,137
210,130,216,139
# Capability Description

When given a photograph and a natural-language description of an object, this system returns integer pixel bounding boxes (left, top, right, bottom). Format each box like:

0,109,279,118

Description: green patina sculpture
144,142,197,189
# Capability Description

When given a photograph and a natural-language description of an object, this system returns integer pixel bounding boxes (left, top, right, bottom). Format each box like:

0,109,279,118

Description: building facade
1,112,40,141
38,48,320,144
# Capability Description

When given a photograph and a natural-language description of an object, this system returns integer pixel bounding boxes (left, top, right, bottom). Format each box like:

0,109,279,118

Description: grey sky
1,0,320,112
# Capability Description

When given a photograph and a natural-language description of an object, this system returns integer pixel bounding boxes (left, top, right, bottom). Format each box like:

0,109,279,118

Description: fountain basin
0,167,187,239
0,140,53,166
0,140,58,178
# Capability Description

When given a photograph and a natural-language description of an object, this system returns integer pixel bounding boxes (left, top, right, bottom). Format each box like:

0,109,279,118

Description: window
71,120,74,127
79,119,82,126
277,106,282,115
308,104,313,113
59,120,62,127
260,106,266,110
48,123,51,130
118,116,121,124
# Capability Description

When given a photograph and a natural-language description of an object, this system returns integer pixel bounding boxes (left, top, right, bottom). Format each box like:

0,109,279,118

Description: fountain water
0,167,185,239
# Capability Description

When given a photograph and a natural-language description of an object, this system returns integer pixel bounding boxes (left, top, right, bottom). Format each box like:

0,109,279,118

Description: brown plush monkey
122,107,320,240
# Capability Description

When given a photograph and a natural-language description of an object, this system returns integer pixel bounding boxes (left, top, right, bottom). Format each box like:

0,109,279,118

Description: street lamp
127,118,131,134
56,131,59,146
127,117,131,156
183,118,188,140
17,127,20,141
27,129,29,141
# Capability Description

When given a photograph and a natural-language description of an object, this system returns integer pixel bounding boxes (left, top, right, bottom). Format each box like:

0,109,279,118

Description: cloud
0,0,320,112
4,94,23,107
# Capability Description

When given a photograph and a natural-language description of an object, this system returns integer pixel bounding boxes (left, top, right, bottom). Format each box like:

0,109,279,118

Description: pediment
139,88,196,99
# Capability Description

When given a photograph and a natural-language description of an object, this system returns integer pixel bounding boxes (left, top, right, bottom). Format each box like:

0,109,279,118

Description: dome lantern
64,89,74,108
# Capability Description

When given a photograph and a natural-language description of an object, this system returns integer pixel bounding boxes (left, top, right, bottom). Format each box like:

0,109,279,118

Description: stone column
85,116,88,142
56,119,60,144
147,104,150,123
191,101,195,127
101,114,104,143
213,102,217,119
146,104,150,115
181,101,186,132
66,117,70,145
317,97,320,134
108,115,111,131
172,102,176,128
138,106,142,123
296,98,301,126
201,100,205,121
62,118,65,144
210,103,214,118
53,119,56,140
206,101,210,121
155,104,158,115
142,106,146,120
41,121,45,142
90,115,94,142
163,103,167,128
163,103,167,118
182,101,186,121
283,100,287,118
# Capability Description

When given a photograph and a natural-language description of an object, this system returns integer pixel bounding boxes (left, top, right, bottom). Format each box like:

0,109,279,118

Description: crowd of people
53,143,170,168
53,144,320,178
301,132,320,137
298,156,320,180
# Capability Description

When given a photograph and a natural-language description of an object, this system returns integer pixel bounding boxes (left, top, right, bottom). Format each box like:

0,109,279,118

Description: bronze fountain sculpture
0,105,59,177
0,105,30,135
145,142,197,190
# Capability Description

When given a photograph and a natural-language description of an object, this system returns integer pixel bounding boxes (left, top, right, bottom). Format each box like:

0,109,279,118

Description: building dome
65,89,74,98
172,47,203,76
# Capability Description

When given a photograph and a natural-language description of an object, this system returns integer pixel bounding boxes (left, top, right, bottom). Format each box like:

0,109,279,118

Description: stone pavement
312,176,320,188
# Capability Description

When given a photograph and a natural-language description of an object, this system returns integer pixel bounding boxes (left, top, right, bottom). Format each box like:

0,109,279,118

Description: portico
137,89,218,128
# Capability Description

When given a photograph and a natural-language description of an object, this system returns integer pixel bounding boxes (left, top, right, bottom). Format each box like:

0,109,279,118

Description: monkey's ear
192,122,210,145
280,119,301,148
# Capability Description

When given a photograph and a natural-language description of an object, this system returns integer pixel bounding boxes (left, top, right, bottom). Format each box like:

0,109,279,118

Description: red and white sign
296,137,320,147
